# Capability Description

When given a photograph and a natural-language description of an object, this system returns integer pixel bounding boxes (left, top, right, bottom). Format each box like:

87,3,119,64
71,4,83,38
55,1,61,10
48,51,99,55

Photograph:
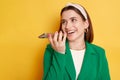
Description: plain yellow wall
0,0,120,80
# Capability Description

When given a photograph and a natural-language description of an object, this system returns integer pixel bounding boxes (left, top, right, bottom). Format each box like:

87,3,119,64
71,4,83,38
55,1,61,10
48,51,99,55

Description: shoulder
46,43,52,48
45,44,54,51
86,42,106,56
91,43,105,52
44,44,54,56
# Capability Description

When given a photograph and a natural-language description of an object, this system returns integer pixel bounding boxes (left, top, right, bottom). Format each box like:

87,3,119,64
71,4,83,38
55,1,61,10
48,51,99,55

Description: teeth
68,31,75,34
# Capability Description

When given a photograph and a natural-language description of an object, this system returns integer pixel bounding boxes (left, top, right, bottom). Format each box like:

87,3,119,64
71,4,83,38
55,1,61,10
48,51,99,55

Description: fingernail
48,33,50,37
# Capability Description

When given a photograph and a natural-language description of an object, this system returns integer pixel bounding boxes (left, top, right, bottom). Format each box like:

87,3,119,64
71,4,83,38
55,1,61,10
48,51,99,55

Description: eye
71,18,77,22
61,20,67,25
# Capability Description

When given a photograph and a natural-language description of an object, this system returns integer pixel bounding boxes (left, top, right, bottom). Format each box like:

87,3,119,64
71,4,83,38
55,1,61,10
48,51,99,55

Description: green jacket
42,41,110,80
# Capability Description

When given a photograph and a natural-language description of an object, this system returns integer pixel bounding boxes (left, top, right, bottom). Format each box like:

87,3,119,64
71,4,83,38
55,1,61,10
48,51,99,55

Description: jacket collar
65,40,96,80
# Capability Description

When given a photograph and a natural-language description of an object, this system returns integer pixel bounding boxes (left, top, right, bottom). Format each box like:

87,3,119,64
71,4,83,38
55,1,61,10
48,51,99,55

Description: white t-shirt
70,49,85,79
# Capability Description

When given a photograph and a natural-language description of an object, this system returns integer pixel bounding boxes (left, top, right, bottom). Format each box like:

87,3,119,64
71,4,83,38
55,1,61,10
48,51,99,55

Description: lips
66,30,76,35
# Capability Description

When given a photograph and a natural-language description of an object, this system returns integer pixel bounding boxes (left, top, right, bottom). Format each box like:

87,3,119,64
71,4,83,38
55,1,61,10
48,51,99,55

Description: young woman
42,3,110,80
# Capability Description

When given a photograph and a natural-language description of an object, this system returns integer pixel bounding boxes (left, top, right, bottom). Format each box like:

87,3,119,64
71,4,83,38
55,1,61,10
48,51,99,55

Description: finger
48,33,54,46
53,31,58,44
62,32,67,42
58,31,63,42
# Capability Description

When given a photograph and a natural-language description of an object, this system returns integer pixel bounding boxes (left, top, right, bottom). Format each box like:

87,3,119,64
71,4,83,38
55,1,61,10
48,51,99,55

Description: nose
65,22,72,29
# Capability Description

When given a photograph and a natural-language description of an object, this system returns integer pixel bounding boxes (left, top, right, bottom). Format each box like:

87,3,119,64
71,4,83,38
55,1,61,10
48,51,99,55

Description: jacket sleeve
42,44,66,80
98,49,111,80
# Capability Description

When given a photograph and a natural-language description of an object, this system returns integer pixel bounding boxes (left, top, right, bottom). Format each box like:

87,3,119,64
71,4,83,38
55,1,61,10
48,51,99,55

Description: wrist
55,50,65,54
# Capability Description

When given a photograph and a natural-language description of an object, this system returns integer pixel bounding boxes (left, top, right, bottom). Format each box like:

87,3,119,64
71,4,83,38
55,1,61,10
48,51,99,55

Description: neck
69,38,86,50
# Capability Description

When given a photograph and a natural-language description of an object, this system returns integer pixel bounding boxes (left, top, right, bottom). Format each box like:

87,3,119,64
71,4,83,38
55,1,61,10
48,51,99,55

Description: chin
67,36,76,42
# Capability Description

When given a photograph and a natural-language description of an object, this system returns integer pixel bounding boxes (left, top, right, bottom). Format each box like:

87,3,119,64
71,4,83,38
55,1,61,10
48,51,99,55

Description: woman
42,3,110,80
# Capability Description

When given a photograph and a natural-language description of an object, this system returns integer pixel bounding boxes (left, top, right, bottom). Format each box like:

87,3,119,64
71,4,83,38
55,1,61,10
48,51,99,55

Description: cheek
61,26,65,32
78,26,85,32
77,22,85,28
76,24,85,32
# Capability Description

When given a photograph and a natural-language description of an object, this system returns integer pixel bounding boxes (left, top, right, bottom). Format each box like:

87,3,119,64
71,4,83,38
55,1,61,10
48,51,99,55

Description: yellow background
0,0,120,80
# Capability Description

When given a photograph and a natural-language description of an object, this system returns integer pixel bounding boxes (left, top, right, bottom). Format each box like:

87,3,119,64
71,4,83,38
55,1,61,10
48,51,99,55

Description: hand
48,31,67,54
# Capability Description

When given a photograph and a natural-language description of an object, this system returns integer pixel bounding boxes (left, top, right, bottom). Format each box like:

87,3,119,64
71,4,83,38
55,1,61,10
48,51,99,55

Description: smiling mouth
67,30,76,35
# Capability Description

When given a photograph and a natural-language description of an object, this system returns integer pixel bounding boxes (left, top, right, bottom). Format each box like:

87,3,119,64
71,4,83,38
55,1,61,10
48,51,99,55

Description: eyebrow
70,17,77,19
61,17,77,21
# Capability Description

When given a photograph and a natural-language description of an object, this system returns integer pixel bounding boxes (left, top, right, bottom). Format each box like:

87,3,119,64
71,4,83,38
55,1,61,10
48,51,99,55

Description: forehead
61,10,81,19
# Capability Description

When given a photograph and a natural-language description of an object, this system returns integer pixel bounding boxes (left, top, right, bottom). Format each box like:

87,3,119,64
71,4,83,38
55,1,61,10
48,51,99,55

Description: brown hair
59,5,94,43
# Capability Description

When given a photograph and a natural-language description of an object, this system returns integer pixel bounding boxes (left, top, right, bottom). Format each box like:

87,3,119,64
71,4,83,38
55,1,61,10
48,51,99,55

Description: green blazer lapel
77,42,97,80
65,41,76,80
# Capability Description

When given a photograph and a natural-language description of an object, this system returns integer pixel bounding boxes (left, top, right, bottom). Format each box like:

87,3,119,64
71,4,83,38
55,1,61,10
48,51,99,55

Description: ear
84,19,89,29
